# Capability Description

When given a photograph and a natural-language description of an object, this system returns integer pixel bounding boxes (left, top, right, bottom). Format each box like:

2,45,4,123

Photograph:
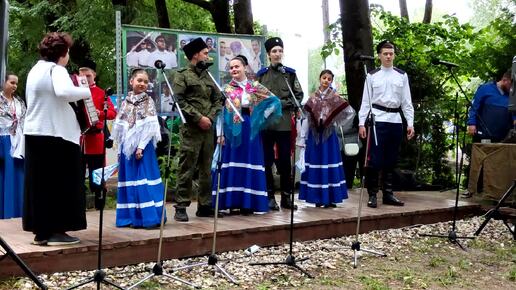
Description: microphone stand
350,60,386,268
171,67,240,285
0,237,47,289
65,89,124,290
126,64,198,289
419,64,475,250
249,66,313,278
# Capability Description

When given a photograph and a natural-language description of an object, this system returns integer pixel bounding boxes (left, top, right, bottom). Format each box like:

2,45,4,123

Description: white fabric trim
300,180,346,189
305,161,343,169
212,187,268,196
221,162,265,171
118,177,162,188
117,200,164,209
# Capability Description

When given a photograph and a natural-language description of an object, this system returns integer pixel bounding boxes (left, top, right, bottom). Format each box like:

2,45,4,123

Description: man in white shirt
160,84,173,114
147,34,177,69
358,40,415,209
249,39,262,73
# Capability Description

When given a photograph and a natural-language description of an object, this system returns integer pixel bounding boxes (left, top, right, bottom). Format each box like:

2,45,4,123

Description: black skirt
23,135,86,235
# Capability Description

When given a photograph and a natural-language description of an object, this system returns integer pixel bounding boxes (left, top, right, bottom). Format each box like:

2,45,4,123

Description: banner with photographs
122,25,266,116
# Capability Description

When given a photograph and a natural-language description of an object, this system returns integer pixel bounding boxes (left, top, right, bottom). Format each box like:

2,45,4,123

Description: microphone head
105,87,114,96
196,61,214,70
431,59,440,65
154,60,166,69
358,55,374,61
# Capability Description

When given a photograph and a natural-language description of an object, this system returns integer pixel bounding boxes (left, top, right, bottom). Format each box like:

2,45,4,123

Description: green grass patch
429,256,447,267
507,266,516,282
358,275,390,290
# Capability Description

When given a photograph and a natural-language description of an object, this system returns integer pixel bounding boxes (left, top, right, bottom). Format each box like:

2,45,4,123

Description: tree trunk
399,0,409,21
422,0,432,24
322,0,330,43
155,0,171,28
339,0,374,111
183,0,231,33
233,0,254,34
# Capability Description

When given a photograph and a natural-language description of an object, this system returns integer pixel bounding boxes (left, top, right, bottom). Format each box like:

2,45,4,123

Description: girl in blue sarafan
212,55,282,215
0,73,26,219
297,69,355,208
111,69,165,228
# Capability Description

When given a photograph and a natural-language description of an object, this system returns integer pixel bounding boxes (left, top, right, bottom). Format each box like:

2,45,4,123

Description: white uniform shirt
147,50,177,69
358,66,414,127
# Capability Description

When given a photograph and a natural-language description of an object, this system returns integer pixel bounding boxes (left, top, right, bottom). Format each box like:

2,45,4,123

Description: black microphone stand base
127,263,200,289
419,231,474,251
351,240,387,269
64,269,123,290
250,254,314,278
172,254,239,285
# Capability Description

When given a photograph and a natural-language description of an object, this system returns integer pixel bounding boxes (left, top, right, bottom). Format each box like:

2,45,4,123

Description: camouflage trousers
175,124,214,208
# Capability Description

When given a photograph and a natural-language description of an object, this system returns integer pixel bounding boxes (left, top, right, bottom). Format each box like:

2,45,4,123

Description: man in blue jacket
467,69,515,142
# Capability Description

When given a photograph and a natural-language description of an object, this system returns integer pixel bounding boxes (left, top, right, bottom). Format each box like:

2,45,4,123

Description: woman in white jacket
23,32,91,246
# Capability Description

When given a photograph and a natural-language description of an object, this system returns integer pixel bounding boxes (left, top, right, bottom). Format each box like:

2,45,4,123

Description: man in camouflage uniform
257,37,303,210
173,37,222,222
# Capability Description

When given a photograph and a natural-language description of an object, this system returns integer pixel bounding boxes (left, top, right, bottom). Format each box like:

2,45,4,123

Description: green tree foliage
321,7,514,187
7,0,215,93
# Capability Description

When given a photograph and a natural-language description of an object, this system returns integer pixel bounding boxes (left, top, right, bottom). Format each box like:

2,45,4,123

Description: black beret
183,37,208,60
264,37,283,53
376,40,396,54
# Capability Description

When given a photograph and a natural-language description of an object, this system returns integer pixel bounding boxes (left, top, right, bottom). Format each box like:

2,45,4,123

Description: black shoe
240,208,254,216
324,203,337,208
268,197,280,211
196,206,225,218
174,207,189,222
47,233,80,246
383,193,404,206
31,234,49,246
280,194,298,210
367,194,377,208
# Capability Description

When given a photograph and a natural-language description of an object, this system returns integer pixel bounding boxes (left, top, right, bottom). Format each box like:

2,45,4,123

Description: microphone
358,55,374,61
432,59,459,68
154,60,166,69
196,61,214,70
105,87,114,96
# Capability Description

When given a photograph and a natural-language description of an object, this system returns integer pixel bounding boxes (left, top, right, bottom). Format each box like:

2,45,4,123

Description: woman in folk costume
213,55,282,215
297,69,355,207
112,69,164,228
0,73,26,219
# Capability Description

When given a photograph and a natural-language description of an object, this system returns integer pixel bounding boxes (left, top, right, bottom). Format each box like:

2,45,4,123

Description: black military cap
264,37,283,53
376,40,396,54
183,37,208,60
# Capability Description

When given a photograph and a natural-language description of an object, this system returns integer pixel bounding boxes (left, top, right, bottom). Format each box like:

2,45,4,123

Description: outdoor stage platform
0,190,482,278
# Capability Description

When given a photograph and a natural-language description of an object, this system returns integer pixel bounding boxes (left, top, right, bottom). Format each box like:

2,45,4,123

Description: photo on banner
122,25,266,116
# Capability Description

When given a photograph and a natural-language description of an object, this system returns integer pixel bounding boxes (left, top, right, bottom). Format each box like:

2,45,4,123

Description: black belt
372,104,401,113
241,107,251,115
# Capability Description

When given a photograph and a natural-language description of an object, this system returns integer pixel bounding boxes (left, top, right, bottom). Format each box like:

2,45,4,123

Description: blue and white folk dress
111,92,165,228
298,88,355,206
0,93,25,219
212,79,281,213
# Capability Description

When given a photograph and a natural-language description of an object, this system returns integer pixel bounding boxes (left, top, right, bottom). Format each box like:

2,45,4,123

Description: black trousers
262,130,292,194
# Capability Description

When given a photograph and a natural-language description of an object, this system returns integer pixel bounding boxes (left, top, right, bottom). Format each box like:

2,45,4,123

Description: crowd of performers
1,33,417,246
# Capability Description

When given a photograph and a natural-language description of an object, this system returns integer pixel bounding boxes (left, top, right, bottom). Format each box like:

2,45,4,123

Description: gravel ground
3,216,516,290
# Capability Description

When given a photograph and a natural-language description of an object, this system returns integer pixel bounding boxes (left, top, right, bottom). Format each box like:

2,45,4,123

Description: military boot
268,191,279,211
280,192,298,210
366,168,379,208
174,206,189,222
382,169,404,206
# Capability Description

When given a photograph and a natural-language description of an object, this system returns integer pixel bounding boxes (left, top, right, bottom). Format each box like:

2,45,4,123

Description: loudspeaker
509,56,516,113
0,0,8,89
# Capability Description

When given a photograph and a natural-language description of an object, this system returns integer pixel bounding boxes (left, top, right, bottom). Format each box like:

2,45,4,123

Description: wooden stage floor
0,190,481,277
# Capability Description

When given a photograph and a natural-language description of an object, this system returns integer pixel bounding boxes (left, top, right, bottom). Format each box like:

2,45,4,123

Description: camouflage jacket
173,63,222,125
257,64,303,131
